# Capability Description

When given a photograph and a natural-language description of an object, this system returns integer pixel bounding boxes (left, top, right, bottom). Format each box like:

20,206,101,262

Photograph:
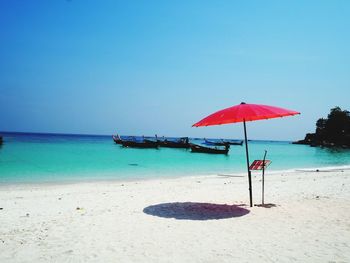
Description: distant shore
1,168,349,262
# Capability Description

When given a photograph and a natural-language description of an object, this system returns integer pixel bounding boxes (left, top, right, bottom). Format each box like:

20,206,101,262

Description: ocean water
0,132,349,184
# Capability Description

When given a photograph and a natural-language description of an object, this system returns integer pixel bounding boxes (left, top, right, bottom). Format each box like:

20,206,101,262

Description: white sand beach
0,168,350,262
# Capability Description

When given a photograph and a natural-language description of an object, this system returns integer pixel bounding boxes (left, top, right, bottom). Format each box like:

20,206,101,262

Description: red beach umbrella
193,102,300,207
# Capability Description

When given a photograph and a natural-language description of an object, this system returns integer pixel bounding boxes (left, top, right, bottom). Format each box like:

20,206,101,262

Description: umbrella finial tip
241,102,246,105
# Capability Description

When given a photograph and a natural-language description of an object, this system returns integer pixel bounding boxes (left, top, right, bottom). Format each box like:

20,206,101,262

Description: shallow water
0,132,349,183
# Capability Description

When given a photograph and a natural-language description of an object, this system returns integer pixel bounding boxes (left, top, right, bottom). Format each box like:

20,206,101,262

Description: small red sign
249,160,271,170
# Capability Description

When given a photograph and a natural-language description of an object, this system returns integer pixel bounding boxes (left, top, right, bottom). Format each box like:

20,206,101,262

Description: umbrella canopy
193,103,300,127
193,102,300,207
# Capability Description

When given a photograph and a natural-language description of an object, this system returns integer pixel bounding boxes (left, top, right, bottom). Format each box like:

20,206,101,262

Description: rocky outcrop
293,107,350,149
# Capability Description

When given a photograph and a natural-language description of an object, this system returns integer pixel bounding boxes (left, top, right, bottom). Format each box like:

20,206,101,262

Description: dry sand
0,168,349,262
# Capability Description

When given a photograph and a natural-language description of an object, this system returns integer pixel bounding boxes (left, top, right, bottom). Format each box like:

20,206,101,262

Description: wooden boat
158,137,190,148
190,143,229,154
205,139,243,146
121,138,158,148
224,140,243,146
112,135,122,144
204,139,229,146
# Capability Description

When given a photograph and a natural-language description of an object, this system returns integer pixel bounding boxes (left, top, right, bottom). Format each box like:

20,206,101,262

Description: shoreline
1,164,349,188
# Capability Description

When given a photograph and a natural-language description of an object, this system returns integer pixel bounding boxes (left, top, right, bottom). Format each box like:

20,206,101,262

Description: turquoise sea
0,132,349,184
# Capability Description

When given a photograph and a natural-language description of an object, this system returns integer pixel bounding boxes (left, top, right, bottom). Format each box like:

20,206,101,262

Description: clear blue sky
1,0,349,140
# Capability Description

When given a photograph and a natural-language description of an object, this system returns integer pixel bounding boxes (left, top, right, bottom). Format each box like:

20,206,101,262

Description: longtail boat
205,139,243,146
121,137,158,148
223,140,243,146
190,143,229,154
158,137,190,148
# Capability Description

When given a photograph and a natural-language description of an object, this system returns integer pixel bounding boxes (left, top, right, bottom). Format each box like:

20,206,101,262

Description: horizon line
0,130,295,142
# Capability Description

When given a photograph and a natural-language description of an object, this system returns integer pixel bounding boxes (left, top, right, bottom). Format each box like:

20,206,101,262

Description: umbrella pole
243,120,253,207
262,150,267,205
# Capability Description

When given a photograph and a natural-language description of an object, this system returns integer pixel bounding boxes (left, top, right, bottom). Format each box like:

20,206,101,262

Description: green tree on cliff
314,107,350,146
296,107,350,147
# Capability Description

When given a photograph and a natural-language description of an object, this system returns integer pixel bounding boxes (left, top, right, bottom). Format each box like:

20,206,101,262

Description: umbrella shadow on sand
143,202,250,220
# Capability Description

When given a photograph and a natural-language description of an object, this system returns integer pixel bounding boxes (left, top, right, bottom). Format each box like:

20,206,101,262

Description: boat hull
158,141,190,148
205,139,243,146
190,144,229,154
121,140,158,148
